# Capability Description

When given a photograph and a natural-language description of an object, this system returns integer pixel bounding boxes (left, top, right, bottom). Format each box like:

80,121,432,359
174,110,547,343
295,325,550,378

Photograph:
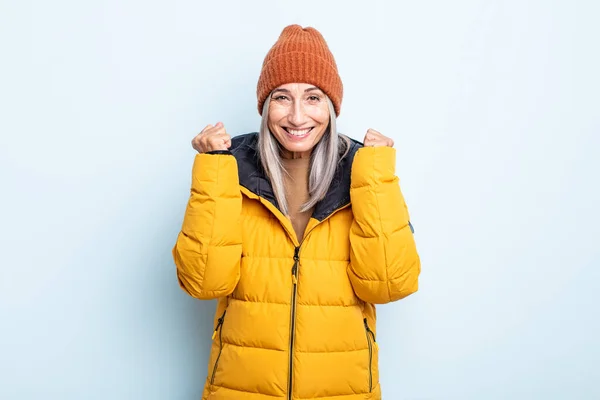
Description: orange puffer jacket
173,133,420,400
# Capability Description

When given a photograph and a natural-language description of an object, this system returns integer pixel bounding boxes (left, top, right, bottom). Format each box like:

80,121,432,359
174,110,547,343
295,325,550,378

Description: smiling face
267,83,331,158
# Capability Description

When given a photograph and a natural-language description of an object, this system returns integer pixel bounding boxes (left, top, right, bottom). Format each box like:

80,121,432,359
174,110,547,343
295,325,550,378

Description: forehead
273,83,323,92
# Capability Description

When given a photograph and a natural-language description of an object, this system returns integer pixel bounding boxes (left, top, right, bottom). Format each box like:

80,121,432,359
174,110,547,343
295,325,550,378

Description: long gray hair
258,93,350,216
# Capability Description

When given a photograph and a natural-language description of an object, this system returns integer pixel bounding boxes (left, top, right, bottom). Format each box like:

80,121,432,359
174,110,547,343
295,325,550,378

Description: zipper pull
370,331,378,350
291,246,300,285
212,313,225,340
364,318,378,349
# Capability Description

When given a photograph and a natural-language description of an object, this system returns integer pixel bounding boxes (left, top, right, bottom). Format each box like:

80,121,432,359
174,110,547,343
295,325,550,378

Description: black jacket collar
228,132,362,222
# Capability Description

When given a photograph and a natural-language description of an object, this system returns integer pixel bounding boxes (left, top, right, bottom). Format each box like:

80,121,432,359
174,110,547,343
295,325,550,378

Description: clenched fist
192,122,232,153
363,128,394,148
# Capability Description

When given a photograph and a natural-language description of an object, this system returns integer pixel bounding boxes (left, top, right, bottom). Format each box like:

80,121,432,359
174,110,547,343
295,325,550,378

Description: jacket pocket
363,318,377,392
210,310,227,385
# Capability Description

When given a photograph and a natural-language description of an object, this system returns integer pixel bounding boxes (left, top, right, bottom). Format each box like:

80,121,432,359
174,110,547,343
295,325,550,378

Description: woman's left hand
363,128,394,148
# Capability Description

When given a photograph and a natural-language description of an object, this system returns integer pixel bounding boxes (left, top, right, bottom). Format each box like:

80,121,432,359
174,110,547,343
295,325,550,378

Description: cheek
267,107,286,126
310,105,330,125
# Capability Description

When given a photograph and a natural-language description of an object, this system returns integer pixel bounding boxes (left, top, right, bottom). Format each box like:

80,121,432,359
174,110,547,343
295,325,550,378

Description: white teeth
286,128,312,136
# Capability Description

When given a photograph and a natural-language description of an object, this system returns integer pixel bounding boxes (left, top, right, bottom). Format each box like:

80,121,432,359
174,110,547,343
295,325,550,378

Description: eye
273,95,290,101
307,95,321,102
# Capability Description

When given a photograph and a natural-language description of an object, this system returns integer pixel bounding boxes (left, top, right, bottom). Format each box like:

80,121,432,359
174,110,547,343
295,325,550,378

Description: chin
282,142,314,153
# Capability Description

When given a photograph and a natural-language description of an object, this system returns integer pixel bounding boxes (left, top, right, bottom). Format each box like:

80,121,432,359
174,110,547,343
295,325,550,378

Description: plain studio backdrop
1,0,599,399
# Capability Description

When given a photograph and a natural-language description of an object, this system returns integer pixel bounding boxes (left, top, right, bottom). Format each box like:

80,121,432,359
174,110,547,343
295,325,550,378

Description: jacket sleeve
348,146,421,304
172,153,242,300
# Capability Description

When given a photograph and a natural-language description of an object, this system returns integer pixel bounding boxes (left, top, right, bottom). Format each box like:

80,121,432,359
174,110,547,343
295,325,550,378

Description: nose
288,99,307,127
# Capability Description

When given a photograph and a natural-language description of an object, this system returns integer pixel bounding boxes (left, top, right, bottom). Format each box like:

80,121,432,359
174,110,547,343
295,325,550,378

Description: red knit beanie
257,24,343,116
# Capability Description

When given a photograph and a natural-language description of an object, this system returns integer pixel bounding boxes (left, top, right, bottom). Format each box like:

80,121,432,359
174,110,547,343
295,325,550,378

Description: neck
280,148,311,160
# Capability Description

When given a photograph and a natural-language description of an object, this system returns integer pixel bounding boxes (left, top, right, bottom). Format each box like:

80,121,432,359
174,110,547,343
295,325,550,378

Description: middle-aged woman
173,24,421,400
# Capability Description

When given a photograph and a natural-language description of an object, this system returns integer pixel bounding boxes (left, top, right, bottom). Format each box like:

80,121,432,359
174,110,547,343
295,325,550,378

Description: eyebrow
272,86,323,94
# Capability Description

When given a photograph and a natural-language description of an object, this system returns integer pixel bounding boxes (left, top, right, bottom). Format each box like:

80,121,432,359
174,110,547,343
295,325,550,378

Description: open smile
283,127,314,138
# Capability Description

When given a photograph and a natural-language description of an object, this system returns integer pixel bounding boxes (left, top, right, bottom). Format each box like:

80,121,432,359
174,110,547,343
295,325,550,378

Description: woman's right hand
192,122,232,153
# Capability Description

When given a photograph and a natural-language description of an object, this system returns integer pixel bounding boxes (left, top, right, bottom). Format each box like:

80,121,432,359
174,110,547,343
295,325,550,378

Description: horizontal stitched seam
212,383,282,398
350,180,396,190
222,341,285,352
352,273,412,282
229,298,289,306
350,222,410,239
296,347,369,354
230,298,359,308
297,302,360,308
244,255,349,262
298,387,374,400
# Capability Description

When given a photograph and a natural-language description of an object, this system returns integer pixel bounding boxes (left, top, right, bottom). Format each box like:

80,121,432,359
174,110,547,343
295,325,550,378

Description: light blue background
1,0,599,399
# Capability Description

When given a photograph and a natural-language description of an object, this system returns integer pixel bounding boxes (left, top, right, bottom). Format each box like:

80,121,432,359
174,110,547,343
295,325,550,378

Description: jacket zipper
364,318,377,392
288,246,300,400
210,310,227,385
287,204,351,400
